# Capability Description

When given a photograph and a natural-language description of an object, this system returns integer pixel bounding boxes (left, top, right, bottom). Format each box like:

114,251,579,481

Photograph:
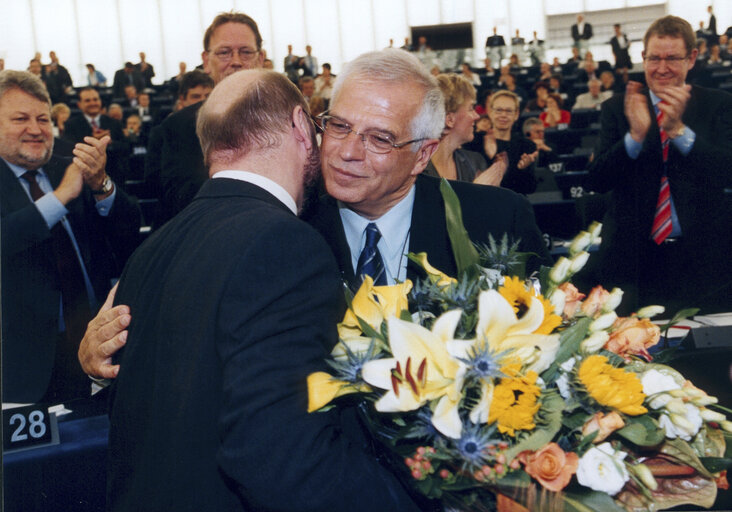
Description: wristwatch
667,124,686,139
91,176,113,195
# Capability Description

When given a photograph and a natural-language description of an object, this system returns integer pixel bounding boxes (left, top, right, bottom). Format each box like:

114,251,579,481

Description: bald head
197,69,308,168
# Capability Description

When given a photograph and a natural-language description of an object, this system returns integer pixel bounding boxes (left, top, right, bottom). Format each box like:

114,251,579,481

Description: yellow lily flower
411,252,457,288
307,372,371,412
338,276,412,339
476,290,560,374
361,310,464,438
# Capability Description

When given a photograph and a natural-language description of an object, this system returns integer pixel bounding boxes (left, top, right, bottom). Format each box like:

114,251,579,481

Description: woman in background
86,63,107,87
540,93,571,128
50,103,70,137
424,73,507,186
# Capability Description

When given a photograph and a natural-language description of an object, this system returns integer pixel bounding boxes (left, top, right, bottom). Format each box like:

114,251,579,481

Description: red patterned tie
651,105,672,244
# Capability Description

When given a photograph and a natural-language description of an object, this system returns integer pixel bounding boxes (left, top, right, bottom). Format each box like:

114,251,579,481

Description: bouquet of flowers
307,180,731,511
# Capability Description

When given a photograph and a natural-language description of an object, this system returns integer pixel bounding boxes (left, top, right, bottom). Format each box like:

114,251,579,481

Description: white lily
361,310,464,438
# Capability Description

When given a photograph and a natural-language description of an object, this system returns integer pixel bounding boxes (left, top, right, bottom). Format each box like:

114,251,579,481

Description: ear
409,138,440,176
444,112,456,129
291,105,314,152
201,50,210,74
687,48,699,70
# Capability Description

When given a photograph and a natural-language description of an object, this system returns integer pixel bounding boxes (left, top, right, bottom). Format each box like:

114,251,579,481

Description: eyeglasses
643,55,688,66
316,113,427,154
492,108,516,115
211,47,259,62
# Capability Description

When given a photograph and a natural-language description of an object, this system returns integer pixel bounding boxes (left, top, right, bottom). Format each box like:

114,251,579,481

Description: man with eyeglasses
304,50,549,290
155,11,264,226
590,15,732,315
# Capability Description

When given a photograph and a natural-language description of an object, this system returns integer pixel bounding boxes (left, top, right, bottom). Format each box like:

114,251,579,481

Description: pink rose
517,443,579,493
581,411,625,443
605,316,661,360
580,285,609,317
559,282,586,319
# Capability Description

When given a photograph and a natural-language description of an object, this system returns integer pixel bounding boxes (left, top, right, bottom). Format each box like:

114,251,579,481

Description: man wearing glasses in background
590,15,732,315
155,11,263,226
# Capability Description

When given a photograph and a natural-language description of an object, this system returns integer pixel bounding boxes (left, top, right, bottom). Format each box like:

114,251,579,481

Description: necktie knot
21,170,44,201
364,222,381,248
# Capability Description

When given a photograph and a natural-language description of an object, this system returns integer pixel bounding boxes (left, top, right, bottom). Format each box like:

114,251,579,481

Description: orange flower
517,443,578,492
605,316,660,360
580,285,609,317
559,282,585,319
581,411,625,443
716,470,729,491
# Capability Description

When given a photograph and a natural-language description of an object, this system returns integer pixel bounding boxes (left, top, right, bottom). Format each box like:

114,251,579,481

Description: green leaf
562,410,591,431
439,178,480,279
355,315,384,342
659,307,700,336
699,456,732,473
562,489,627,512
660,438,714,479
615,415,665,447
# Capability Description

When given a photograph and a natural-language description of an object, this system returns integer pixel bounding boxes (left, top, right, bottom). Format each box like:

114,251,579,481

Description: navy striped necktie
356,222,387,286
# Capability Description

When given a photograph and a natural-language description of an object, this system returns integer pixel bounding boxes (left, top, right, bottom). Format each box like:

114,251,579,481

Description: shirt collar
84,113,101,125
338,184,416,281
212,170,298,215
3,158,47,180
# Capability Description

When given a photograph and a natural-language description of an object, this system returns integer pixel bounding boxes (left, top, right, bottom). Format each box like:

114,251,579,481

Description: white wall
0,0,727,86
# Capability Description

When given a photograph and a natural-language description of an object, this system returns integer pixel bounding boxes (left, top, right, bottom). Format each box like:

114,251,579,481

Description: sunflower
578,355,647,416
487,363,541,437
498,276,561,335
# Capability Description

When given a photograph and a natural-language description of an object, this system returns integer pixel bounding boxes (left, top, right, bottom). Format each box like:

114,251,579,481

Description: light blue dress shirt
622,90,690,238
339,185,416,285
5,158,117,324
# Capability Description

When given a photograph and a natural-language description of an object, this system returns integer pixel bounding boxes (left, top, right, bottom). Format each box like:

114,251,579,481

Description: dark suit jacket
62,114,129,183
156,101,206,225
610,35,632,69
590,86,732,312
305,174,551,290
0,156,140,403
571,23,593,42
107,178,422,511
112,69,145,98
486,35,506,48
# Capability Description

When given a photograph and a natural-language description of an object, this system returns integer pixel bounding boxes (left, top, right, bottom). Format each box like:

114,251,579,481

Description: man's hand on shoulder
78,283,129,379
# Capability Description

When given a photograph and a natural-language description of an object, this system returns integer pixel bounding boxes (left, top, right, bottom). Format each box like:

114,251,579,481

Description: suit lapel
308,196,356,287
407,175,457,282
0,160,33,213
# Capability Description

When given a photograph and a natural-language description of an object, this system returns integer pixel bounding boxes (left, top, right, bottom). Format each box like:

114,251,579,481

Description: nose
338,130,367,160
229,51,245,68
27,119,43,134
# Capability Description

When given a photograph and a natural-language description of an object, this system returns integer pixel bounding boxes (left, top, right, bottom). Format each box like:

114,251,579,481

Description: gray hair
0,70,51,105
330,49,445,149
522,117,543,136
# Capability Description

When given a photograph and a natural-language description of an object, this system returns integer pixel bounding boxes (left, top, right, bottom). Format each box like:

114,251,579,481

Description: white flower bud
569,231,592,256
590,311,617,332
691,395,718,407
569,251,590,274
720,421,732,433
588,221,602,243
668,389,688,399
637,305,665,319
699,409,726,423
631,463,658,491
550,257,571,284
549,289,566,316
665,398,688,415
670,413,696,432
602,288,624,313
580,331,609,354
